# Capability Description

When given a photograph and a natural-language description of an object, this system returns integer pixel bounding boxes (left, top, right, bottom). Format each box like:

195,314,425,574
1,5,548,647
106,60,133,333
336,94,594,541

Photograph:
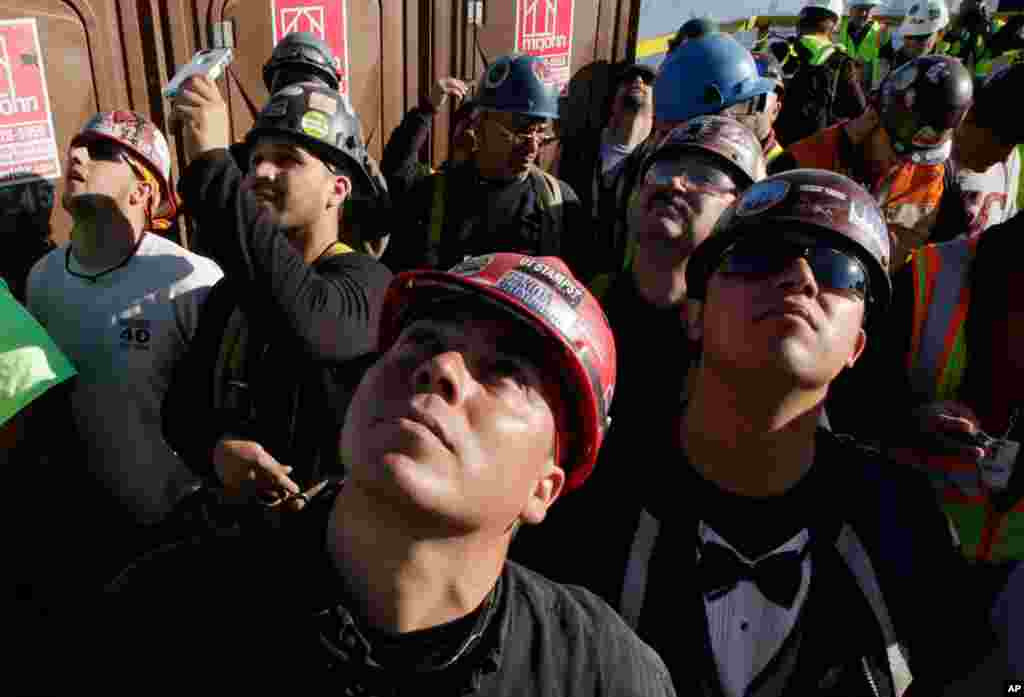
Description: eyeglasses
488,118,558,148
643,158,738,198
716,241,870,299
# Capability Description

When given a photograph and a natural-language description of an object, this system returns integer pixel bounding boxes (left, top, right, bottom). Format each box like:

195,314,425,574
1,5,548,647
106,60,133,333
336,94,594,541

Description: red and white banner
515,0,575,94
271,0,351,96
0,18,60,186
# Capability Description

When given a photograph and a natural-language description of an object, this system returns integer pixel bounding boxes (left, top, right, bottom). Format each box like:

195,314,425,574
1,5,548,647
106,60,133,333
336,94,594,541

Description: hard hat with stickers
244,82,377,199
476,54,560,120
379,253,617,493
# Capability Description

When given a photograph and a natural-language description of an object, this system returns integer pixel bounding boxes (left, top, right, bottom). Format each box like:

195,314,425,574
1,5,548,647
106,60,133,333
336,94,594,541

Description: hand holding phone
163,48,233,98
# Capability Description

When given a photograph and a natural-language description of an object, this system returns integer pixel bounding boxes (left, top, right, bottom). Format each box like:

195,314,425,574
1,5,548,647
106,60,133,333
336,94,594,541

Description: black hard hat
877,55,973,164
245,82,376,197
263,32,339,92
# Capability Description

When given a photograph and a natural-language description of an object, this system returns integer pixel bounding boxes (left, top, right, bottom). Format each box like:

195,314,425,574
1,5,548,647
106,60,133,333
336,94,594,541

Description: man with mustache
559,61,656,292
512,116,767,580
529,168,1018,693
382,54,587,277
589,33,777,295
95,253,677,697
165,77,391,526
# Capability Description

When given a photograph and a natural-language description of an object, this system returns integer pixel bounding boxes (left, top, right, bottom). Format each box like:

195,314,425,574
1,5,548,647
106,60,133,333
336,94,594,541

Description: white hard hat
802,0,845,19
900,0,951,37
849,0,884,6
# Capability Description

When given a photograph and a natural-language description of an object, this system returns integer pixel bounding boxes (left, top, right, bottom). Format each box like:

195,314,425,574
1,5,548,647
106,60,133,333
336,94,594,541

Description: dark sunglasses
84,140,128,163
716,242,870,299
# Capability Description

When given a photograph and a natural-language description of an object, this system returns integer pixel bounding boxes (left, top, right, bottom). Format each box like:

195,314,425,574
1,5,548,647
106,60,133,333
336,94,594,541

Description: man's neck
70,210,144,271
682,363,824,498
606,109,653,150
474,158,529,184
287,219,342,264
327,483,506,634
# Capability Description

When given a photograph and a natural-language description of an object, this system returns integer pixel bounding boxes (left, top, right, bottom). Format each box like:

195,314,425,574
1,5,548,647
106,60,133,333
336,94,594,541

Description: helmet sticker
301,111,330,140
517,257,584,308
926,61,951,84
308,92,338,115
496,271,577,337
449,254,495,277
928,3,942,20
736,179,791,217
276,85,304,97
908,3,920,14
848,198,886,242
799,184,849,200
262,99,289,118
484,60,511,89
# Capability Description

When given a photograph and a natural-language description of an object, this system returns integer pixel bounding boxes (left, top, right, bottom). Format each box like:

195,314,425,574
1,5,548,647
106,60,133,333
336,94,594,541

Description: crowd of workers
2,1,1022,694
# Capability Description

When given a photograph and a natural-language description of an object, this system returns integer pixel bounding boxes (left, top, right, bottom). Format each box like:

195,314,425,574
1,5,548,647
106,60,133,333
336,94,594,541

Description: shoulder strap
530,166,564,256
531,166,563,208
620,508,660,630
834,524,914,696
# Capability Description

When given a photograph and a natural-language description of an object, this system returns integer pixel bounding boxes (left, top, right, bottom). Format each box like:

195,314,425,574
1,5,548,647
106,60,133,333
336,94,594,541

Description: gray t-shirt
27,233,223,523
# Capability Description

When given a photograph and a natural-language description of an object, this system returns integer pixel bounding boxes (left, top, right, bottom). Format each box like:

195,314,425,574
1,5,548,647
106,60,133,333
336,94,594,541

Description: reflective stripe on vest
899,237,1024,561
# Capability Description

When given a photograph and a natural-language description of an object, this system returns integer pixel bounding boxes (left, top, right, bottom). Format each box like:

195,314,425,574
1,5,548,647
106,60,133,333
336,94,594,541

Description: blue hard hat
476,54,560,120
654,33,776,123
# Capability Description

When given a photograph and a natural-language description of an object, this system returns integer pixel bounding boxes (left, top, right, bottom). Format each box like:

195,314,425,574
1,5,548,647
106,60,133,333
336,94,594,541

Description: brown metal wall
2,1,639,248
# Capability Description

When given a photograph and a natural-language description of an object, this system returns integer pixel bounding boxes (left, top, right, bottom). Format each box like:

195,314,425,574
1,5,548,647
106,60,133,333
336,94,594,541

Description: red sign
271,0,351,96
0,18,60,186
514,0,575,94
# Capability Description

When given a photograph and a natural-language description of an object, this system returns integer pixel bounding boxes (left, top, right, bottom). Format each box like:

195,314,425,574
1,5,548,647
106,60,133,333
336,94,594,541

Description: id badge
978,439,1020,491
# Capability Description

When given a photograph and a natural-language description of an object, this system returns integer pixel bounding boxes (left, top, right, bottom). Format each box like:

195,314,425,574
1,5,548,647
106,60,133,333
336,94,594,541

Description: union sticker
926,61,951,85
261,99,289,119
449,254,494,277
308,92,338,115
736,179,790,217
301,111,330,140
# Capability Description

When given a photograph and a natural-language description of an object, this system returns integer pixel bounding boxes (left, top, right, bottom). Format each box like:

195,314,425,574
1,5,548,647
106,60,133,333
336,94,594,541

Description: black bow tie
698,541,806,609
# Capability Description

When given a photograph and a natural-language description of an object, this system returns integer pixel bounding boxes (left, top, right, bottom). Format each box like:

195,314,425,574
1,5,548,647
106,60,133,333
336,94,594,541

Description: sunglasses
83,139,129,163
716,241,870,299
644,158,738,198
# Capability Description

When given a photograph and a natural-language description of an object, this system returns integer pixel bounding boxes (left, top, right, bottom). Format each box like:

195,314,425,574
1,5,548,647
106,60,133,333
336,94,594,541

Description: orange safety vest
894,237,1024,562
788,124,946,269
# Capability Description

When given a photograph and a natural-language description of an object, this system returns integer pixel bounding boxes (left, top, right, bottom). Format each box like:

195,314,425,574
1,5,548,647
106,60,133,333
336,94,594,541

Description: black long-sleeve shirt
164,150,392,488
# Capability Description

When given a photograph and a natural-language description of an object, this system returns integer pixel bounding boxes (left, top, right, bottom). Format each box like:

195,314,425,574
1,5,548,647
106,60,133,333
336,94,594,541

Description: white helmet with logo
802,0,845,21
900,0,951,38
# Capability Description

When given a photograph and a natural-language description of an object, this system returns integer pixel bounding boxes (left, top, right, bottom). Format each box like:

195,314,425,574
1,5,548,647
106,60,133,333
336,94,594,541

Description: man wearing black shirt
382,54,587,277
165,77,392,518
525,169,1019,694
95,253,675,696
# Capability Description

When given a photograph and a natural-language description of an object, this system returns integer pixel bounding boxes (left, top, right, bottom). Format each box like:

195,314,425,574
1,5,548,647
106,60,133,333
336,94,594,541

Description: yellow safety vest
839,18,886,89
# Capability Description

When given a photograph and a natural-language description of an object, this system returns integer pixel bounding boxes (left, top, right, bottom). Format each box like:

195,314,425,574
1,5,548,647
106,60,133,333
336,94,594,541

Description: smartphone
163,48,233,98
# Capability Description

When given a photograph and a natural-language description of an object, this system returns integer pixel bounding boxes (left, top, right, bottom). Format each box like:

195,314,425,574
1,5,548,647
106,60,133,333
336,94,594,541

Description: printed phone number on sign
0,123,50,143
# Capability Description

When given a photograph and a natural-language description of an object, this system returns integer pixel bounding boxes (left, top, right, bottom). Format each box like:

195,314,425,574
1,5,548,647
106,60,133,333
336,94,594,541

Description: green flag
0,278,76,426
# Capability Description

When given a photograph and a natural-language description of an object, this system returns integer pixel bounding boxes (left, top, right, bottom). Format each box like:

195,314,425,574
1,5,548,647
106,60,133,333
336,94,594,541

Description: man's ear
329,173,352,209
520,463,565,526
846,326,868,369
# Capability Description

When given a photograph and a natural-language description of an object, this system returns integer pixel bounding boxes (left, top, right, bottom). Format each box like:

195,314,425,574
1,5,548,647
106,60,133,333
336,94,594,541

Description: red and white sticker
271,0,351,96
0,18,60,186
514,0,575,95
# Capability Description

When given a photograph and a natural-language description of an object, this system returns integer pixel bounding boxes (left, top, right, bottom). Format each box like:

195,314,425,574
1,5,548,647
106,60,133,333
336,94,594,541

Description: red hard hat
379,254,617,493
686,168,893,315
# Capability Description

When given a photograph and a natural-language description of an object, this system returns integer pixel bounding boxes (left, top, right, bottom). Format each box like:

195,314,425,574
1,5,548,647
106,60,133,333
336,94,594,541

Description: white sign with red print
271,0,351,96
0,18,60,186
514,0,575,95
